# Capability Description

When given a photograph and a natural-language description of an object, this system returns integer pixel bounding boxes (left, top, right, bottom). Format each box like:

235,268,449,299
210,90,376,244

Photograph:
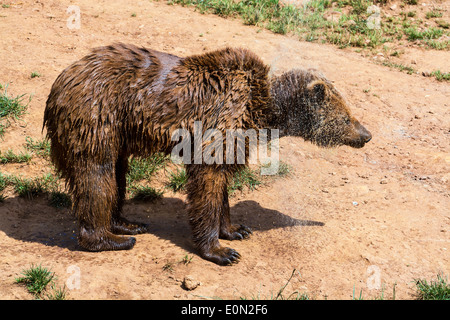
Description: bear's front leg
185,164,245,265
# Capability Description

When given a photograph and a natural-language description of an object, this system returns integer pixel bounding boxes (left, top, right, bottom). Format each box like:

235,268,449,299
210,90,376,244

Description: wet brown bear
44,43,371,265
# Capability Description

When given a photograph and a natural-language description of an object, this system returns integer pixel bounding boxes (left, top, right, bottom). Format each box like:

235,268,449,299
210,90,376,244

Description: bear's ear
307,80,327,103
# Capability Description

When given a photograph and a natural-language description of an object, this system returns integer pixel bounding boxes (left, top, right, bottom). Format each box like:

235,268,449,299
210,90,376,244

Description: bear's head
271,69,372,149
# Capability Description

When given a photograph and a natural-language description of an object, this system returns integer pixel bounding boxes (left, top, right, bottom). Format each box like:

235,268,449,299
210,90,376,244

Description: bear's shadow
0,196,324,253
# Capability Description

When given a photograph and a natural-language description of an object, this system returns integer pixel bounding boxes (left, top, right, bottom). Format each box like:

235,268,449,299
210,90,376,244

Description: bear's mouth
345,135,372,148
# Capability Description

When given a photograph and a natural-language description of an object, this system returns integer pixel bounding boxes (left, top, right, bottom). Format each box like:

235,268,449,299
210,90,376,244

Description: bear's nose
362,130,372,143
355,121,372,144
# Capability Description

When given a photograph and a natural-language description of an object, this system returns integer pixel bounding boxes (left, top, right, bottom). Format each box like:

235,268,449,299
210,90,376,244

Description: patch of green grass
130,185,163,201
430,70,450,82
228,167,261,194
30,71,40,79
162,261,175,272
180,254,194,265
424,39,449,50
436,20,449,29
0,149,32,164
415,274,450,300
348,0,371,15
12,177,46,199
15,265,54,297
48,191,72,208
15,265,66,300
45,284,67,300
126,153,169,184
0,84,30,138
382,61,416,75
425,9,443,19
260,160,291,176
1,170,70,207
405,26,444,41
0,173,7,189
167,0,449,52
9,173,59,200
0,172,62,200
25,136,51,157
170,0,325,35
166,167,187,192
0,172,7,201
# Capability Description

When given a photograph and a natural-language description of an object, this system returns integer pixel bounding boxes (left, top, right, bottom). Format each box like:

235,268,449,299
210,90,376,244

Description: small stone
182,276,200,291
390,4,397,10
380,179,388,184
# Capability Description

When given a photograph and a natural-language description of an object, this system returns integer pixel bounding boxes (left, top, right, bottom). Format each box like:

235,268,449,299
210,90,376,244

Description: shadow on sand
0,195,324,254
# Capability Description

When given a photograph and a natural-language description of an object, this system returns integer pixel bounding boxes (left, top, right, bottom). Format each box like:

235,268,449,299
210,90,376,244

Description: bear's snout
352,120,372,148
344,120,372,148
358,122,372,144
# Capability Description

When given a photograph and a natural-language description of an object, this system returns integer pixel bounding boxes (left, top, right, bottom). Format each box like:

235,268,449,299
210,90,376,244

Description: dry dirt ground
0,0,449,300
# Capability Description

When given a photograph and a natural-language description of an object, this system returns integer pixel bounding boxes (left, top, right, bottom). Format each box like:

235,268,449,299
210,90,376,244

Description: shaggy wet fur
44,43,371,265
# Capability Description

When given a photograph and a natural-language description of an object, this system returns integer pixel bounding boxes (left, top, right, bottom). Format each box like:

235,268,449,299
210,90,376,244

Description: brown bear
43,43,371,265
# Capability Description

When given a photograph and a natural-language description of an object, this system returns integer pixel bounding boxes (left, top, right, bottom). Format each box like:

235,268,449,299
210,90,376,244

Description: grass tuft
166,168,188,192
25,136,51,158
131,185,163,201
0,149,32,164
8,173,59,200
15,265,67,300
0,172,7,201
430,70,450,82
48,191,72,208
229,167,261,194
415,274,450,300
126,153,169,184
0,84,30,138
15,265,55,297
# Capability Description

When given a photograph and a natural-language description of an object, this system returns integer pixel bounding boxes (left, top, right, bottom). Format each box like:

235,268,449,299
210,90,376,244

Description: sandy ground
0,0,449,300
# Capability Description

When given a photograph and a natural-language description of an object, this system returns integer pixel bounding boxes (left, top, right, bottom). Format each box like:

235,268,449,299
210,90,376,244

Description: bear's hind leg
111,155,150,235
73,163,136,251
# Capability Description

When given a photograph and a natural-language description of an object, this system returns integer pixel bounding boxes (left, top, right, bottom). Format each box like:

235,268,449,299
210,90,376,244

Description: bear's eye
344,118,351,125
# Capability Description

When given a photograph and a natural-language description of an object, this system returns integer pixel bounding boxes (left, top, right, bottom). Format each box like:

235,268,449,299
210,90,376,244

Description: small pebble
183,276,200,291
